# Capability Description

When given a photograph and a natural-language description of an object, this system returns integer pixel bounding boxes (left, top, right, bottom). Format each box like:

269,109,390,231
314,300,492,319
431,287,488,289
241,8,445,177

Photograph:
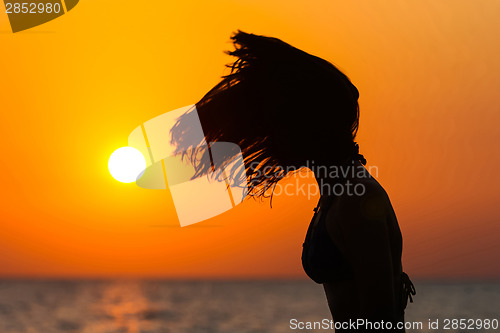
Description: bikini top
301,193,416,309
301,143,364,284
301,194,353,283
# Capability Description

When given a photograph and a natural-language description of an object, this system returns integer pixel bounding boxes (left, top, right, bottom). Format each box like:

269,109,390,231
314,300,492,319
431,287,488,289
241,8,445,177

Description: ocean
0,280,498,333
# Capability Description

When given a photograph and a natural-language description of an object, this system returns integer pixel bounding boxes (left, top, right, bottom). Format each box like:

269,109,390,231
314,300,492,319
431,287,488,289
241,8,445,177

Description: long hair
171,30,360,199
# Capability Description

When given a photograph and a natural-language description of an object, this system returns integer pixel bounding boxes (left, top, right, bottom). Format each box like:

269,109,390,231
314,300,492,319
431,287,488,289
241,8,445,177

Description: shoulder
325,176,392,235
332,176,390,217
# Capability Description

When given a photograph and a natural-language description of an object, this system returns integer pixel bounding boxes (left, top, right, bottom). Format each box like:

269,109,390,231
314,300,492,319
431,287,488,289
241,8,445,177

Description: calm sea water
0,280,498,333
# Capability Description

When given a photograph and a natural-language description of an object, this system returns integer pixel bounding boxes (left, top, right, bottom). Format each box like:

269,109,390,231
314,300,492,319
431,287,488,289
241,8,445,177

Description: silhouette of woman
171,30,415,332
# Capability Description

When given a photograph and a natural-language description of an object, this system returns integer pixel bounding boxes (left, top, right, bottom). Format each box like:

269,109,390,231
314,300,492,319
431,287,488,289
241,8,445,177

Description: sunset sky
0,0,498,279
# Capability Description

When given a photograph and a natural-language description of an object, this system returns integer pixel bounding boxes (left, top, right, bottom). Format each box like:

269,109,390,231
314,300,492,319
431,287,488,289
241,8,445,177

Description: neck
313,159,368,196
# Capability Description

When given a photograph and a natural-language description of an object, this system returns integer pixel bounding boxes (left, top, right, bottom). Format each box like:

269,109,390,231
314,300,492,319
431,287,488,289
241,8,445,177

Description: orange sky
0,0,499,279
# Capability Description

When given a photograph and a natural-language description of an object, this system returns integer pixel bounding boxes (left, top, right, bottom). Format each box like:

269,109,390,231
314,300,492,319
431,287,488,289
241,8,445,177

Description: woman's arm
325,189,398,324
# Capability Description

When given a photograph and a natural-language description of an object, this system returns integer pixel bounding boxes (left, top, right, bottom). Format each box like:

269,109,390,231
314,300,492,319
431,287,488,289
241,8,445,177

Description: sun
108,147,146,183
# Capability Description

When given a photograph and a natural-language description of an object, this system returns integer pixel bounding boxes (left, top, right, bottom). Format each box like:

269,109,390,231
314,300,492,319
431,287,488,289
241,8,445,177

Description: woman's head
171,30,360,198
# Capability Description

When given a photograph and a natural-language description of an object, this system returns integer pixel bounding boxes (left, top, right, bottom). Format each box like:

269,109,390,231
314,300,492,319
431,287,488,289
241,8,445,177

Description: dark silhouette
171,30,415,332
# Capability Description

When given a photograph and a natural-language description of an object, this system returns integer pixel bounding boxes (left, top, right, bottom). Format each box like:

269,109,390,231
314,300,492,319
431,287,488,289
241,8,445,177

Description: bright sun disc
108,147,146,183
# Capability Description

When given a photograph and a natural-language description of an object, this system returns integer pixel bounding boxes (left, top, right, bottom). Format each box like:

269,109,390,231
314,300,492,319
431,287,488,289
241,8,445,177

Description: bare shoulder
325,175,392,234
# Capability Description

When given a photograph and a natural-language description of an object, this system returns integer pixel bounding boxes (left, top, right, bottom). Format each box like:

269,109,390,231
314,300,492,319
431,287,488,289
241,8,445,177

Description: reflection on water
0,280,498,333
0,280,332,333
100,282,151,333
